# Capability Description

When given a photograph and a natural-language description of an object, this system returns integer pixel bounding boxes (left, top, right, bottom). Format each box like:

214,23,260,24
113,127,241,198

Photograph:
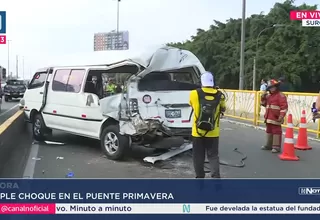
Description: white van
23,46,205,160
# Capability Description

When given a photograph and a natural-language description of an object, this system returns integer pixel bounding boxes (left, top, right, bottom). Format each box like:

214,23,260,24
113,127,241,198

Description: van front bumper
4,92,25,98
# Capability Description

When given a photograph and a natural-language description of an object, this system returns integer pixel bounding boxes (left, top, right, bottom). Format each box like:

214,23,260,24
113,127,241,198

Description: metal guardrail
223,90,320,138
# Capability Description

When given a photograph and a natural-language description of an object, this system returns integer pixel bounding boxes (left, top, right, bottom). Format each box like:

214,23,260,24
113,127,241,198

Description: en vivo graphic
290,10,320,27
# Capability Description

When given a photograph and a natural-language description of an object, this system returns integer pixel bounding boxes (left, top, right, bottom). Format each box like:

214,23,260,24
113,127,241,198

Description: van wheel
32,114,46,141
100,125,130,160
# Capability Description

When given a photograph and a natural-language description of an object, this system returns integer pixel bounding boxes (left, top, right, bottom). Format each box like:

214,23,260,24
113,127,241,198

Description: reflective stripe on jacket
261,91,288,125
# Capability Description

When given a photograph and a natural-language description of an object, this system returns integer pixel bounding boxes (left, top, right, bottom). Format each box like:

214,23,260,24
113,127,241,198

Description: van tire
32,114,46,141
100,125,130,160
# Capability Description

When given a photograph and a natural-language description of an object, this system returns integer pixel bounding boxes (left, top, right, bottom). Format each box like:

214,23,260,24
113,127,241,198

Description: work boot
271,148,280,153
271,134,281,153
261,134,273,150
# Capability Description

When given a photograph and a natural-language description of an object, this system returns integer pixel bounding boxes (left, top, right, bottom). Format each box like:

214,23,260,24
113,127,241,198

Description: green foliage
167,0,320,92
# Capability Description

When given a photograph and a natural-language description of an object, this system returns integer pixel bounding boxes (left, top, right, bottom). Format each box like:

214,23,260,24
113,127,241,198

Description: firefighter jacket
261,91,288,125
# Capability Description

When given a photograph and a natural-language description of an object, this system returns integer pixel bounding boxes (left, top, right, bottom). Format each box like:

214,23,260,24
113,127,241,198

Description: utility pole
239,0,246,90
117,0,120,35
7,40,11,79
22,56,25,79
16,55,19,78
116,0,120,49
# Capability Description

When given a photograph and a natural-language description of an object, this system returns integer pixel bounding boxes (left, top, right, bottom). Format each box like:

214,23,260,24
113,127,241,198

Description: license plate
165,109,181,118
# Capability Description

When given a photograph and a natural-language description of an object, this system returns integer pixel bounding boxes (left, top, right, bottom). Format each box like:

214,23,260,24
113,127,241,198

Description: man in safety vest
189,71,226,178
105,78,117,95
261,79,288,153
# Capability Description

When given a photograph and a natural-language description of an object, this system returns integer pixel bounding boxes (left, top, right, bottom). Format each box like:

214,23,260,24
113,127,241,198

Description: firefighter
105,78,117,95
260,79,288,153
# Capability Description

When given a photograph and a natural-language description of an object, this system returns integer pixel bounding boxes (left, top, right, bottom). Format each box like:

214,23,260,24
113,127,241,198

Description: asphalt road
0,99,20,124
14,121,320,179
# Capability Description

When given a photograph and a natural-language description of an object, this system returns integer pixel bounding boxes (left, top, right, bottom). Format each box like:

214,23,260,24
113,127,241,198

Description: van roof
36,46,206,77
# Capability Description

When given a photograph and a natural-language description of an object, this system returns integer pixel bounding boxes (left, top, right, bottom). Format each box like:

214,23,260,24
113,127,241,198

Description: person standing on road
260,79,288,153
258,79,268,117
260,79,268,92
189,71,226,178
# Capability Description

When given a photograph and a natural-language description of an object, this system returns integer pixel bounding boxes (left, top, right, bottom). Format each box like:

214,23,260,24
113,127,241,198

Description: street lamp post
16,55,19,78
22,56,25,79
239,0,246,90
116,0,121,49
253,24,285,90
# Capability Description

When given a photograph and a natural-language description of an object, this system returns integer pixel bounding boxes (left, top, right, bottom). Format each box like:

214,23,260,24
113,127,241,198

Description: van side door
43,68,89,136
24,70,51,116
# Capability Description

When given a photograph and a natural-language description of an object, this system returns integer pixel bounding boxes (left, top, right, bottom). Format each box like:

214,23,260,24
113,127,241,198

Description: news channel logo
182,204,190,213
298,187,320,195
0,11,6,34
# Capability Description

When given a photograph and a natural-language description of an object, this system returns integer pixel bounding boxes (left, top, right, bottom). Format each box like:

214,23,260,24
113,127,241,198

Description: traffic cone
295,110,312,150
279,114,299,161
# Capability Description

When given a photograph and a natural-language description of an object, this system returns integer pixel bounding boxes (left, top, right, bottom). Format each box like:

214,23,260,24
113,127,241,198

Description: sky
0,0,318,79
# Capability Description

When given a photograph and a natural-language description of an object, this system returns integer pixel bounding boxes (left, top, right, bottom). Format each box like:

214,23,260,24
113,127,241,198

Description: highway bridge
1,102,320,179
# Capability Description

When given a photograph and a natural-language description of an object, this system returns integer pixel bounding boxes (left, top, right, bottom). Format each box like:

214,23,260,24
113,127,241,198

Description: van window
67,70,85,93
28,72,47,89
171,72,194,83
52,69,70,91
52,69,85,93
138,70,199,91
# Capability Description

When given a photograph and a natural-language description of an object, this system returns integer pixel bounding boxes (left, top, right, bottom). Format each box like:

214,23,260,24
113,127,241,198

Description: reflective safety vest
106,83,117,92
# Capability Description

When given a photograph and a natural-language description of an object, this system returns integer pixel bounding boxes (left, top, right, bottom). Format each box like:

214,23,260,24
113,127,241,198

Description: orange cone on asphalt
295,110,312,150
279,114,299,161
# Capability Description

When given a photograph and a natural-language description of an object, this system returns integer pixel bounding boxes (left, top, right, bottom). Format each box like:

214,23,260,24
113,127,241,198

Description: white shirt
260,83,267,91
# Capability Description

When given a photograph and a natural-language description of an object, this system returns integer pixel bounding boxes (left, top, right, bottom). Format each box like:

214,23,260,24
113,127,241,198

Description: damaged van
23,46,205,160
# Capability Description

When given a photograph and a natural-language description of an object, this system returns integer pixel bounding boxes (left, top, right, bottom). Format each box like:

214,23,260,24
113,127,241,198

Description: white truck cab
23,46,205,160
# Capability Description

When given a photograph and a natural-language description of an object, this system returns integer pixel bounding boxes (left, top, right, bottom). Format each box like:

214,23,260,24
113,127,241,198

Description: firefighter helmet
267,79,280,89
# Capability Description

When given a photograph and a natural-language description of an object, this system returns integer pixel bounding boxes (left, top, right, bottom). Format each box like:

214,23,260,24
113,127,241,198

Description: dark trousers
192,137,220,178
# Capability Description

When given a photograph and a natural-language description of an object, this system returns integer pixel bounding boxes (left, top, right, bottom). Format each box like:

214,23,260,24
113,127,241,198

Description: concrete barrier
0,110,32,177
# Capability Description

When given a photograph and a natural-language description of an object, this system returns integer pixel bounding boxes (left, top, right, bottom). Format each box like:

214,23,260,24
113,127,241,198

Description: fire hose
186,148,247,173
148,147,247,172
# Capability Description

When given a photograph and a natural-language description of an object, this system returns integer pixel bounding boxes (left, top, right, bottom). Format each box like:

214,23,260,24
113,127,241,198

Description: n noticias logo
299,187,320,195
182,204,190,213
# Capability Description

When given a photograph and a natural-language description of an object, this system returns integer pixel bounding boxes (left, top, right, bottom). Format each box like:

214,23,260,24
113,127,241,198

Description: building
94,30,129,51
0,66,6,80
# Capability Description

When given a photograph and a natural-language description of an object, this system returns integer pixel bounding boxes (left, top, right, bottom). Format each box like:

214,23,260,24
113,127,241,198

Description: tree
168,0,320,92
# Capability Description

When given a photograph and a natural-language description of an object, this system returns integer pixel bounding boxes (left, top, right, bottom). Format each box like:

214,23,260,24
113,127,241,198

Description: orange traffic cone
279,114,299,161
295,110,312,150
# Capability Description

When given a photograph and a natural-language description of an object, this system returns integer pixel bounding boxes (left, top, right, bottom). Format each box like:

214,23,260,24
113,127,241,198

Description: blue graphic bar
0,11,6,34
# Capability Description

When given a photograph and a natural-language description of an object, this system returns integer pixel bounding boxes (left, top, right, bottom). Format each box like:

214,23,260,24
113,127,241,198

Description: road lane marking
23,143,39,178
0,104,19,117
0,110,23,135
